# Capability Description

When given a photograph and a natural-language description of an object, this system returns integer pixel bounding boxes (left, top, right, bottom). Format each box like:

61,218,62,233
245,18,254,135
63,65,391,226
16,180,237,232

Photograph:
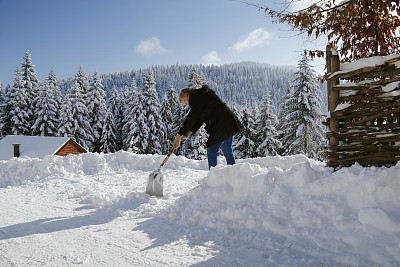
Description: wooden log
384,55,400,64
328,64,400,80
339,94,400,103
345,107,400,126
327,44,340,152
333,124,400,132
334,76,400,89
332,101,400,117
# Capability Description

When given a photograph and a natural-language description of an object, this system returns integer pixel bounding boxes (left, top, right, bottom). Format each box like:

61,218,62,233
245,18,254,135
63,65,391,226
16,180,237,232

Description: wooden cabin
0,135,87,160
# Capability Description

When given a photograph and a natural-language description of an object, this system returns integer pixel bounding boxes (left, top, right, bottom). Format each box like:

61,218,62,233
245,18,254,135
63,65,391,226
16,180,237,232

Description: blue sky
0,0,325,86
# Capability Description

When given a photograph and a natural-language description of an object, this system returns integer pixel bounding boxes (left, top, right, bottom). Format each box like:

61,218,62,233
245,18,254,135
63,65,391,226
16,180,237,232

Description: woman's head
179,87,192,105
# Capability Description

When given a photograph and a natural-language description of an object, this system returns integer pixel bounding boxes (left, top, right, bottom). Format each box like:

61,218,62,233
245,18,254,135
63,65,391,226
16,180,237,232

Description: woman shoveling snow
173,84,242,170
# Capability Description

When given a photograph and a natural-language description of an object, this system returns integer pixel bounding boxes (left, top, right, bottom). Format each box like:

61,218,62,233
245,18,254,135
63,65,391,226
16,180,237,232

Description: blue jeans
207,136,235,169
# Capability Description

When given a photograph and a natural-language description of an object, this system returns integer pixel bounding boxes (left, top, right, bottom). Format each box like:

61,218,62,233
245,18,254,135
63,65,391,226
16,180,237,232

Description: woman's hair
179,87,192,104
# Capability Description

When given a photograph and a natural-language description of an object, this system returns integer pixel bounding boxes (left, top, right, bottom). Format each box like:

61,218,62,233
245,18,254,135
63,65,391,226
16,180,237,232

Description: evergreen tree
87,70,107,152
20,50,40,134
184,125,208,160
109,86,123,150
59,79,93,150
160,85,179,153
277,82,295,154
122,79,148,153
5,67,30,135
188,67,206,89
142,70,165,154
256,89,281,156
0,82,5,138
76,65,90,98
173,103,190,156
233,103,257,159
281,53,326,159
58,97,74,139
31,78,59,136
100,108,118,153
46,69,63,119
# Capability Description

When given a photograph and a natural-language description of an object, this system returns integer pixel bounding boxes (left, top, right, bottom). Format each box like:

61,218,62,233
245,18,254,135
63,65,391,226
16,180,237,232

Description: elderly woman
173,84,242,169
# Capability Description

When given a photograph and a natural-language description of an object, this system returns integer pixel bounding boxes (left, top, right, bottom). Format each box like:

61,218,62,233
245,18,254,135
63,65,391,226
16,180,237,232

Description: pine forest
0,51,328,160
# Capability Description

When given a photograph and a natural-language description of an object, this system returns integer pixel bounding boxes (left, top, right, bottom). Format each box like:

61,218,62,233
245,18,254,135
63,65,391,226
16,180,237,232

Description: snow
0,151,400,266
334,102,353,111
340,54,400,72
0,135,71,160
382,81,400,92
329,54,400,79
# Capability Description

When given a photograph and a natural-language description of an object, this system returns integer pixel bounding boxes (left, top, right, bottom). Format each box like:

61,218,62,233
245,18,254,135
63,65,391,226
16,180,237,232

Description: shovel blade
146,168,163,197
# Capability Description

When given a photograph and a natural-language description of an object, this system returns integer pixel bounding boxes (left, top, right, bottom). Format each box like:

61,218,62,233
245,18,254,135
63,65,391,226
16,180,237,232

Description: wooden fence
325,44,400,168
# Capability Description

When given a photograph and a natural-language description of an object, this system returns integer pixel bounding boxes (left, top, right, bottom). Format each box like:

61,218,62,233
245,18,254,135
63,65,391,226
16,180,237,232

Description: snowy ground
0,151,399,266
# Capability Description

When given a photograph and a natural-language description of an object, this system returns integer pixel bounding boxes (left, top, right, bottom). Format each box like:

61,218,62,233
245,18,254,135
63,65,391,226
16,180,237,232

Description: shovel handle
160,147,175,168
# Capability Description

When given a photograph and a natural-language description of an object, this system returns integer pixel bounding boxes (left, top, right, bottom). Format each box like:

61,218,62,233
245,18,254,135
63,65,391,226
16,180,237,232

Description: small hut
0,135,87,160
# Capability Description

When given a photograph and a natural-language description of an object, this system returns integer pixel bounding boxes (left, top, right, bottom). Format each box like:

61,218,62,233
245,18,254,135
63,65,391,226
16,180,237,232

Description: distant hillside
60,62,327,112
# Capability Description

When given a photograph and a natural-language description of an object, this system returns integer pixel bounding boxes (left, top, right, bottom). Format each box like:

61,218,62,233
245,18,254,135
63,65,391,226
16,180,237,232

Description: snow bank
0,151,207,188
164,156,400,266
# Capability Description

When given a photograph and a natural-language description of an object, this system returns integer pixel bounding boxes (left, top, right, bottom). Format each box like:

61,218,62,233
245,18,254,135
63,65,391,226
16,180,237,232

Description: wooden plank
339,94,400,103
334,77,400,90
328,65,400,80
384,55,400,64
332,101,400,117
344,107,400,126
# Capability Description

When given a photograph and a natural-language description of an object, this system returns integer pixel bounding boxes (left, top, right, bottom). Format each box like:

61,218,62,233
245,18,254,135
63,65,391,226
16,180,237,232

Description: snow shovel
146,147,175,197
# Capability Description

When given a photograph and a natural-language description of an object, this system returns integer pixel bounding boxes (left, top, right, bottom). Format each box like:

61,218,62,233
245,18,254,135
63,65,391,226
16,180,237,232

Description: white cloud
135,37,167,56
229,28,271,53
201,50,221,66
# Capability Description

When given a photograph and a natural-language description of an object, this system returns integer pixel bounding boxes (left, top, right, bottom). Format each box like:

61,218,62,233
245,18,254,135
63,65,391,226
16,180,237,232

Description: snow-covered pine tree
87,70,107,152
184,125,207,160
109,86,124,150
277,82,295,155
256,89,281,156
173,102,190,156
76,65,90,98
160,85,179,153
0,82,5,138
122,79,148,153
58,97,74,139
233,102,257,159
59,80,93,150
142,70,165,154
188,67,206,89
281,53,326,159
31,78,59,136
4,67,30,135
100,108,118,153
46,69,63,120
20,50,40,134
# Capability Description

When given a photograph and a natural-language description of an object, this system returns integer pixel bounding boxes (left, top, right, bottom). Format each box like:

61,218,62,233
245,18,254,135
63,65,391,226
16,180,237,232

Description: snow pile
0,151,206,188
165,155,400,266
1,152,400,266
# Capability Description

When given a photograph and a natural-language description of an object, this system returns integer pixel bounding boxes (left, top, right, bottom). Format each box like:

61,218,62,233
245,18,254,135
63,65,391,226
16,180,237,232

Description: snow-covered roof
0,135,72,160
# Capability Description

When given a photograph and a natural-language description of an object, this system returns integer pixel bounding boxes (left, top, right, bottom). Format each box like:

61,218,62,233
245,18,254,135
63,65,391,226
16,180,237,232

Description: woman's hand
173,135,182,149
182,131,192,140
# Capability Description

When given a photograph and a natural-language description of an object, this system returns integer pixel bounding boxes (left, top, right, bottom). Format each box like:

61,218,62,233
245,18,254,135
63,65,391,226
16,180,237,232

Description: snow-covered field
0,151,399,266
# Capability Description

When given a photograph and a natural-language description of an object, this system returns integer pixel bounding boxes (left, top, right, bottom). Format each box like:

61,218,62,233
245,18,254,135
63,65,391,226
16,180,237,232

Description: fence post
326,44,340,163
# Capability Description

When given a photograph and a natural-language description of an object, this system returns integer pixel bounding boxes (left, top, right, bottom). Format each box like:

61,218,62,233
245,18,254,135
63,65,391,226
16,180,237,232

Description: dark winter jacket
178,85,242,148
